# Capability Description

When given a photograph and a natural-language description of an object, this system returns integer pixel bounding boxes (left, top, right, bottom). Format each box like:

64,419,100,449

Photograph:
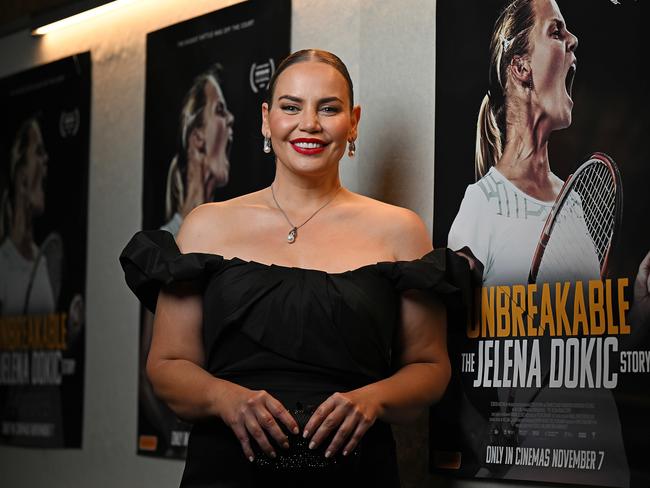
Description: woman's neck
497,102,555,177
270,164,343,213
496,127,561,201
10,201,35,261
497,141,551,179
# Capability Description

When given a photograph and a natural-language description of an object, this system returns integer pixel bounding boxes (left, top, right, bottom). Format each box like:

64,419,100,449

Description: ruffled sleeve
376,248,474,314
119,230,224,313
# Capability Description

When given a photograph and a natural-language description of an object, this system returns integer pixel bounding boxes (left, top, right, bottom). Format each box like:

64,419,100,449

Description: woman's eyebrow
277,95,343,104
278,95,302,103
318,96,343,104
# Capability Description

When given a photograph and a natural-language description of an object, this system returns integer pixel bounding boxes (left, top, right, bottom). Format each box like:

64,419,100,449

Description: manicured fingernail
282,441,290,449
293,427,299,435
325,450,332,458
343,450,348,456
309,441,315,450
303,430,309,438
270,451,277,458
248,456,254,462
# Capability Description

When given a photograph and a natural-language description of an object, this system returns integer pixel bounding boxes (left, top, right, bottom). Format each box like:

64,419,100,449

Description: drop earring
263,136,272,154
348,140,356,158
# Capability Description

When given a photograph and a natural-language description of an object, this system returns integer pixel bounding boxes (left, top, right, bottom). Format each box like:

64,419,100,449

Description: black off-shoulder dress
119,230,470,487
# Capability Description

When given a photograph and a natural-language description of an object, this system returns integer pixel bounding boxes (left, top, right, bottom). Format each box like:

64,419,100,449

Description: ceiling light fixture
31,0,136,36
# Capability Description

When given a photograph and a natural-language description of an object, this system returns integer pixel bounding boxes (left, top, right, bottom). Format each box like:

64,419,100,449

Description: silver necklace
271,185,342,244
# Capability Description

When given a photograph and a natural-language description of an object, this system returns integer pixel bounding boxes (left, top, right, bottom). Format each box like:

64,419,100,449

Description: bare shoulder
175,203,227,254
349,193,432,261
176,190,266,254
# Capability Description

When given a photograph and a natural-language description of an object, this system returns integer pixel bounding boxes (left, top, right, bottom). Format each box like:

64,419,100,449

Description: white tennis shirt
0,238,55,316
448,166,600,286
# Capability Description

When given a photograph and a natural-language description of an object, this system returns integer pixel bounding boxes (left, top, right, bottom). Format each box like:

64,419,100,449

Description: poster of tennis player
139,0,290,458
431,1,649,486
0,53,90,448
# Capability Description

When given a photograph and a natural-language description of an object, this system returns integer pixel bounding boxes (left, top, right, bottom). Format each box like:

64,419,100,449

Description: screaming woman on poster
121,49,469,486
0,115,83,447
140,63,235,457
446,0,647,484
161,63,235,236
448,0,584,286
0,117,56,316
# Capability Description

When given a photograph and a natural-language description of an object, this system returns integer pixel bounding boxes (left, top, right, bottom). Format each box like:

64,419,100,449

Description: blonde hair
475,0,535,179
1,117,40,241
165,65,223,221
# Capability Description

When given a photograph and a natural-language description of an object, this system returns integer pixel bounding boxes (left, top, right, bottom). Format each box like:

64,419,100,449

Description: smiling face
527,0,578,129
201,77,234,195
261,61,359,178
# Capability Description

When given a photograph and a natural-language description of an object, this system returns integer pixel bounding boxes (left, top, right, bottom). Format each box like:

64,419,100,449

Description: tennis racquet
528,152,623,284
22,231,64,314
495,153,623,453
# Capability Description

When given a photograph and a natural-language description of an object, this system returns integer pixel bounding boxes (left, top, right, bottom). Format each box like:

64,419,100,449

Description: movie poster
140,0,290,458
0,53,90,448
431,1,649,487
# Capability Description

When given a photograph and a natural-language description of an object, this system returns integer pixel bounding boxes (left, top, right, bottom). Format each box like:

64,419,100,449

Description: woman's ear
349,105,361,141
510,56,533,89
15,167,28,193
188,127,206,153
261,102,270,138
9,167,29,204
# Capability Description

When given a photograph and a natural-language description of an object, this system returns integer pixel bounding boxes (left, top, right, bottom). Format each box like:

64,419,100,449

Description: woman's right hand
219,384,299,462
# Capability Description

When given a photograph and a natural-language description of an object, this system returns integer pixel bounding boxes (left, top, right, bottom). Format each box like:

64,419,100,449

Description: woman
0,116,73,448
0,116,55,316
449,0,584,287
121,49,468,486
447,1,630,483
162,64,234,235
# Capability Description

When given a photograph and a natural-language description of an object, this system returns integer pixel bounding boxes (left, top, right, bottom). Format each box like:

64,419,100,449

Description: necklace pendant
287,227,298,244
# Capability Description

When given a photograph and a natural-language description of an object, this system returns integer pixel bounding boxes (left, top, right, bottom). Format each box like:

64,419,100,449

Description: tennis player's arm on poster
630,250,650,333
448,184,489,276
145,206,299,462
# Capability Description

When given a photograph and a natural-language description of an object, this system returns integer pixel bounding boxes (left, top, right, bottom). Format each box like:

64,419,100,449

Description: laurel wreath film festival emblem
250,59,276,93
59,108,80,138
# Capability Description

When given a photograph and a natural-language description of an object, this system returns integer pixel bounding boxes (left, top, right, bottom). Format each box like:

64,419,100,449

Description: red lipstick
290,138,327,155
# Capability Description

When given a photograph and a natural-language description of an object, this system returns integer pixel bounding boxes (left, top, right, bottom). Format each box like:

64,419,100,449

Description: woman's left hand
303,390,381,458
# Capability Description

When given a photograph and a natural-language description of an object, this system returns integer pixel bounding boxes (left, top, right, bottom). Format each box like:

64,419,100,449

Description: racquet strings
536,160,615,284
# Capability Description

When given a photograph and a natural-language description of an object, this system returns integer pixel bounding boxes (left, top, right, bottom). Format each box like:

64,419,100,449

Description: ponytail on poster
165,155,185,223
476,93,504,180
475,0,535,179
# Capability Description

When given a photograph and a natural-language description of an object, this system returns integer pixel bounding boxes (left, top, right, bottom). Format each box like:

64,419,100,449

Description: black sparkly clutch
252,404,361,472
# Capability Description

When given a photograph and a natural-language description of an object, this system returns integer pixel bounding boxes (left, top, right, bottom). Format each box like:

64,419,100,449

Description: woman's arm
358,289,450,423
628,250,650,341
146,279,220,420
358,207,451,422
146,205,298,461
